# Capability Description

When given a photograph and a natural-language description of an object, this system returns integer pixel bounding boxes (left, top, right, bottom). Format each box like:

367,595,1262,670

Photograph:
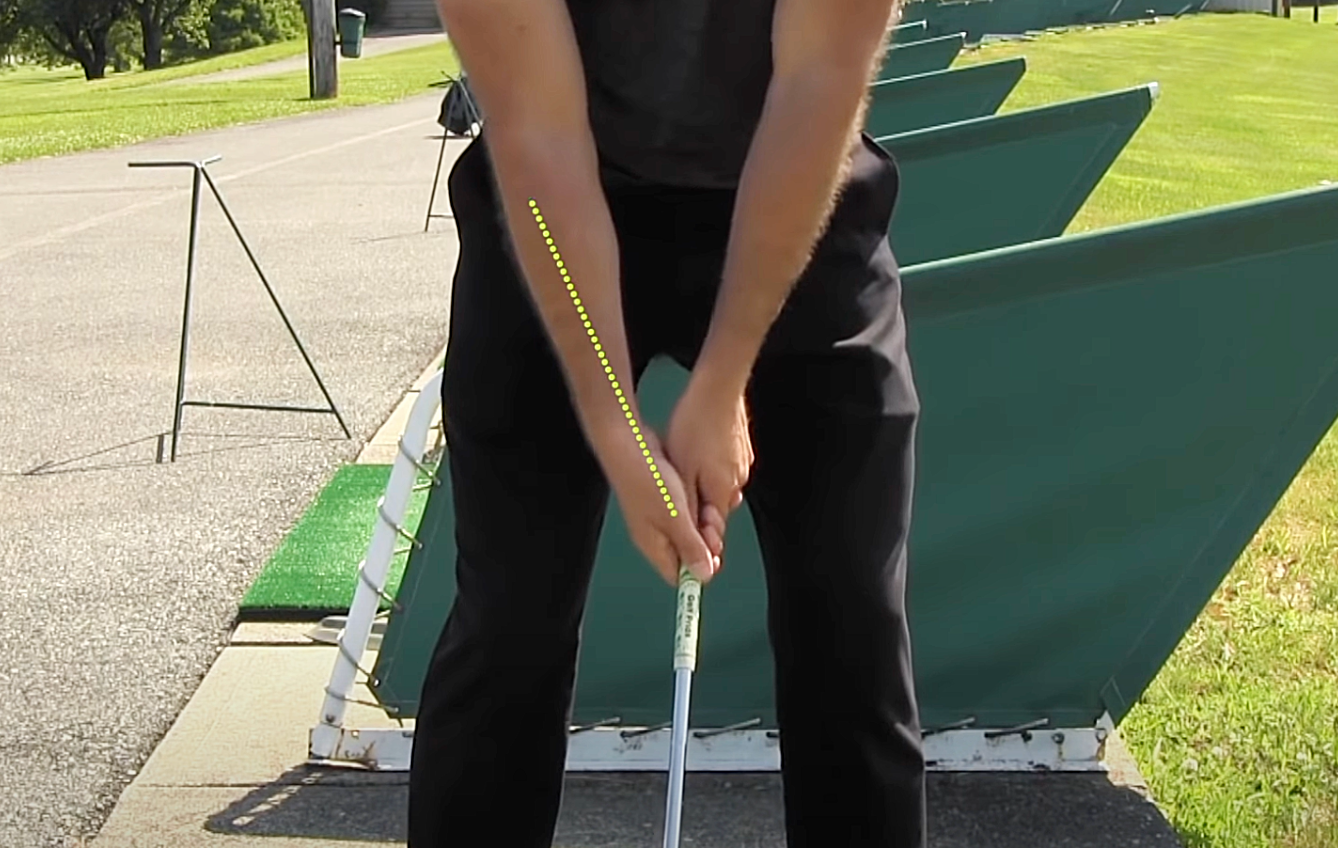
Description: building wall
379,0,442,32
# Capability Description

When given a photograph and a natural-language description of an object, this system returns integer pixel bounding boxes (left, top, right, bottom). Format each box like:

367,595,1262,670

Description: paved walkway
164,32,448,87
0,94,467,848
90,624,1180,848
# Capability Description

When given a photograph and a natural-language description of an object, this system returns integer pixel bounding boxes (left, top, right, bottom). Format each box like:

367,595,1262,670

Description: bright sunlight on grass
0,41,458,164
957,13,1338,231
962,13,1338,848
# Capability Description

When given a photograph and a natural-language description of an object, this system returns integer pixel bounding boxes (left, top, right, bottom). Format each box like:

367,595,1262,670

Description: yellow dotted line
528,198,678,518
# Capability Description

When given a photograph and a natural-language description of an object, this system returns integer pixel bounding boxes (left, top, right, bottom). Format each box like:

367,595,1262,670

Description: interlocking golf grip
674,568,703,672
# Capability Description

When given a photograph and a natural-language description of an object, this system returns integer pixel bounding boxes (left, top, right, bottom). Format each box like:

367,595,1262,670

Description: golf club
662,565,703,848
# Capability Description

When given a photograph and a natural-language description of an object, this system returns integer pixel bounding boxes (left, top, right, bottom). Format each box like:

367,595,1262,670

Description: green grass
240,464,431,614
959,13,1338,848
1125,431,1338,848
0,39,307,89
957,13,1338,232
0,41,459,164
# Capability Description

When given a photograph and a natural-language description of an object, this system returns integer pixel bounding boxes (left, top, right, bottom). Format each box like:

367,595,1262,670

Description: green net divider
372,183,1338,730
903,182,1338,725
883,83,1155,267
878,32,966,82
901,0,1201,41
371,184,1338,727
900,0,1002,41
891,19,930,44
866,57,1026,139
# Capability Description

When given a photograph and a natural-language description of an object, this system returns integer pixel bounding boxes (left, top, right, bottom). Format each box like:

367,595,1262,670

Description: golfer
409,0,925,845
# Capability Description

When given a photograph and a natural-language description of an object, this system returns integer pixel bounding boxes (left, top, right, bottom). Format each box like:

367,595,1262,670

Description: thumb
665,512,716,584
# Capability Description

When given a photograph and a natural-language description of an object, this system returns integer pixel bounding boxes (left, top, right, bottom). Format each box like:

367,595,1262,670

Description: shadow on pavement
11,431,348,476
204,767,1183,847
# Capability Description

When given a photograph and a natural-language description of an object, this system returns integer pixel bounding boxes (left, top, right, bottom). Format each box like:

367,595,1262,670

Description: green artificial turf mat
240,464,431,617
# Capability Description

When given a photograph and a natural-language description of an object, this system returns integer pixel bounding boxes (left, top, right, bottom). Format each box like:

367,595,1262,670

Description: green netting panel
371,184,1338,727
902,0,1199,41
373,184,1338,730
1106,0,1200,22
883,84,1155,267
371,364,764,725
865,57,1026,139
877,32,965,82
900,0,999,41
892,19,930,43
904,183,1338,727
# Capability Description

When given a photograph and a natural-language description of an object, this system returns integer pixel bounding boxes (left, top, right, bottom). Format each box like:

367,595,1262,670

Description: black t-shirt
565,0,777,190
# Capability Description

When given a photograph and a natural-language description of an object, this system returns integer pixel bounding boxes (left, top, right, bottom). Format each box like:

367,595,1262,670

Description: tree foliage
126,0,193,68
23,0,127,79
4,0,304,74
167,0,302,59
1,0,24,57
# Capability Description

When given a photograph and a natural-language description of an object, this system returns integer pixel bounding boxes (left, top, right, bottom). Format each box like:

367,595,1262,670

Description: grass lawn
0,41,459,164
962,13,1338,848
958,13,1338,232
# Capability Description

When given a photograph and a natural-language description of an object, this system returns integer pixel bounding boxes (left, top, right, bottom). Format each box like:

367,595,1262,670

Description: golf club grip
673,567,702,672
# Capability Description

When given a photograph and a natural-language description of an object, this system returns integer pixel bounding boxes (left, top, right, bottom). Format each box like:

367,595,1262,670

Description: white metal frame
310,370,444,764
311,717,1116,773
309,371,1118,773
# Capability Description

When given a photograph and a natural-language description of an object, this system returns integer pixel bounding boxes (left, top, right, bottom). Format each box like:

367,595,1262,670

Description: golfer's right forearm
435,0,640,444
485,130,639,442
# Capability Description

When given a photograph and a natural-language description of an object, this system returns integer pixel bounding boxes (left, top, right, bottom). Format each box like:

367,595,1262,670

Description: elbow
488,125,597,178
767,63,870,115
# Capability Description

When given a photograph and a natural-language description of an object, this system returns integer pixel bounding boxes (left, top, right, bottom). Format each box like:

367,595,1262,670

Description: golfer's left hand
664,375,755,566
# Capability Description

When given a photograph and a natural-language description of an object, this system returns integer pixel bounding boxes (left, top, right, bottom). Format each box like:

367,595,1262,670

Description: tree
125,0,191,69
0,0,23,57
23,0,128,79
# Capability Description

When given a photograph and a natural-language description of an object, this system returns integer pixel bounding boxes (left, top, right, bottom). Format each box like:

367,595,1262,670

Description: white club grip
673,568,703,672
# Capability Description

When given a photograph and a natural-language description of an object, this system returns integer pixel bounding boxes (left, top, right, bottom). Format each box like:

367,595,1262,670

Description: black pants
409,132,925,847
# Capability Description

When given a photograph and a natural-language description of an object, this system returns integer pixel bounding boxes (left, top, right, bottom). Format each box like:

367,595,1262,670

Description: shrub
167,0,303,59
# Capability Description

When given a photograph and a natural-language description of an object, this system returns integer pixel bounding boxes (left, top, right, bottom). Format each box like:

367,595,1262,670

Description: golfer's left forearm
693,76,872,399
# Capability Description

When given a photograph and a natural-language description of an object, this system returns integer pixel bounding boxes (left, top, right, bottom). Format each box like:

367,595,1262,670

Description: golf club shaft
663,568,703,848
663,667,693,848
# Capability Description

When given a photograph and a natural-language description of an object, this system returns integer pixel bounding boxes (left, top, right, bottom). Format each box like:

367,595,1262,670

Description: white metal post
309,370,443,762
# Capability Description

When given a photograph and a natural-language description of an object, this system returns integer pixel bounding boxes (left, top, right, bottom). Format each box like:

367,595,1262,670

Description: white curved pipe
311,370,444,760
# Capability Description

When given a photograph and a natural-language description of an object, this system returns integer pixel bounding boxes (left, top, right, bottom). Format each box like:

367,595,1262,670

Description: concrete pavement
0,93,466,847
88,626,1180,848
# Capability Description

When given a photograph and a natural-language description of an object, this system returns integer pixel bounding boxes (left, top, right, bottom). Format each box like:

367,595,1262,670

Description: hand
664,373,755,567
590,420,718,586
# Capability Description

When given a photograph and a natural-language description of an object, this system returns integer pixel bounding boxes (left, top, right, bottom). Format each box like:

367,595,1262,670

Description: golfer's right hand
593,423,719,586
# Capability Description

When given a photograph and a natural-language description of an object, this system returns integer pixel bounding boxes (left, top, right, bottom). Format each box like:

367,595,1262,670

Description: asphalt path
0,94,464,847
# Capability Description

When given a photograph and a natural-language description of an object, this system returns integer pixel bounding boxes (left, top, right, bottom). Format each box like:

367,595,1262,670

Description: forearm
695,79,871,398
435,0,640,448
694,0,898,401
487,127,639,445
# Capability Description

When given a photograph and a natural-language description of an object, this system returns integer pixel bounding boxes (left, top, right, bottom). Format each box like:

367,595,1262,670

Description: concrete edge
355,346,445,464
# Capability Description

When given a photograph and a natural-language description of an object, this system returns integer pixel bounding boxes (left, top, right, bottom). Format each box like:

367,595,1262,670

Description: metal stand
424,74,484,232
129,156,351,462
